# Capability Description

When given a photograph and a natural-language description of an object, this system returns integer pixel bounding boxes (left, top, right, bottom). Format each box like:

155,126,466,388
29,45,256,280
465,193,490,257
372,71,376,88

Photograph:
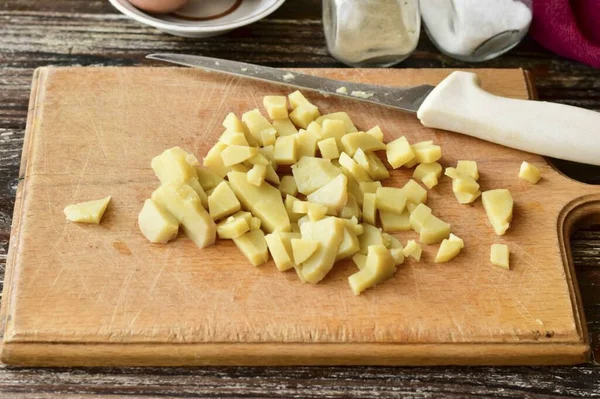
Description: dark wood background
1,0,600,397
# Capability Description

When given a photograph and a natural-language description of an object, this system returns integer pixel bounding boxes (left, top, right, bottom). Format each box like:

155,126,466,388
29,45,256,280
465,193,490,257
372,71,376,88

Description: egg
128,0,190,14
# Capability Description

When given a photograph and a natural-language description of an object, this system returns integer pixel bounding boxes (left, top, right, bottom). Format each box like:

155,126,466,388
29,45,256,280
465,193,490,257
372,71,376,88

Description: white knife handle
416,71,600,166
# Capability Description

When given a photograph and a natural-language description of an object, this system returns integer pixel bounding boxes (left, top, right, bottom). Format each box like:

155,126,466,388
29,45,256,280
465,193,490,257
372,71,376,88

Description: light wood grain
0,66,595,366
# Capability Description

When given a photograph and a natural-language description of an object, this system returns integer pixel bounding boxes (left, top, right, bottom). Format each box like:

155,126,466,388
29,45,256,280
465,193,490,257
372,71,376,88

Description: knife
147,53,600,166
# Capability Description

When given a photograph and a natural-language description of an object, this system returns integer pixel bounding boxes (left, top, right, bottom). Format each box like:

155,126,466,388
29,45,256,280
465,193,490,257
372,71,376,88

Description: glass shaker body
323,0,421,67
420,0,532,62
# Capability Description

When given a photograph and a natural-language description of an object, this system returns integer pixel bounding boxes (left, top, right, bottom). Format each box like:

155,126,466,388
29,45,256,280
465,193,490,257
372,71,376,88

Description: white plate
109,0,286,37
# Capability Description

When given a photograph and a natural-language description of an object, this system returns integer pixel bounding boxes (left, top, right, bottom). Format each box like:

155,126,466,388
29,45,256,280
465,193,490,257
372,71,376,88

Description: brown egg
128,0,190,14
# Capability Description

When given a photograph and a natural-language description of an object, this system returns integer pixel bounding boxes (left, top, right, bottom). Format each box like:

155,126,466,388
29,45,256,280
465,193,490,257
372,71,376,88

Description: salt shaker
323,0,421,67
420,0,532,62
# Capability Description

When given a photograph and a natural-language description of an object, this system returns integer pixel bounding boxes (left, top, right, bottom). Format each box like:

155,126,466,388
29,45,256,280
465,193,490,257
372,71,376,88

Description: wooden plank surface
0,66,593,366
1,0,600,396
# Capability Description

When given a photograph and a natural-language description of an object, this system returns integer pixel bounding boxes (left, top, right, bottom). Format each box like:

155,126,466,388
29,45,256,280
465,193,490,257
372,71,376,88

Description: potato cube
318,137,340,159
435,239,462,263
222,112,246,132
339,152,372,182
376,187,407,214
335,227,360,261
403,239,422,261
366,125,384,142
221,145,258,167
263,95,288,120
490,243,510,269
292,156,342,195
259,145,275,164
420,214,451,244
306,121,323,138
219,130,249,146
265,231,295,271
412,141,442,164
352,253,367,270
152,146,197,185
409,203,432,233
354,149,389,181
152,184,216,248
247,164,267,187
315,112,358,133
285,194,303,223
290,104,320,129
274,135,298,165
272,118,298,136
362,193,377,225
321,119,346,146
228,171,291,233
340,193,361,220
64,196,112,224
279,175,298,197
456,160,479,180
358,223,384,254
261,129,278,147
195,166,224,192
295,129,319,159
242,109,275,144
413,162,442,189
452,180,481,204
288,90,311,109
265,164,280,186
344,172,364,207
306,174,348,214
291,238,320,264
138,199,179,243
403,179,428,204
233,229,269,267
482,189,513,235
208,181,241,220
216,213,251,239
386,137,415,169
298,217,345,283
341,132,386,157
379,210,411,232
348,244,396,295
519,161,541,184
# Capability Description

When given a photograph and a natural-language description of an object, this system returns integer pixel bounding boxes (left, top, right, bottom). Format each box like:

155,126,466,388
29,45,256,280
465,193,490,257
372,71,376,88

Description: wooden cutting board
0,67,595,366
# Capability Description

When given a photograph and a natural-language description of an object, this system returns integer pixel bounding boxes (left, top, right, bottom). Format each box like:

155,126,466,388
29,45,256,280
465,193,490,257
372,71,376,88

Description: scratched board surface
0,67,593,366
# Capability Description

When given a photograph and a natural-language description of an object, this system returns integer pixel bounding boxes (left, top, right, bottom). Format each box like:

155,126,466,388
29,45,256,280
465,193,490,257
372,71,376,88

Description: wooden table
1,0,599,396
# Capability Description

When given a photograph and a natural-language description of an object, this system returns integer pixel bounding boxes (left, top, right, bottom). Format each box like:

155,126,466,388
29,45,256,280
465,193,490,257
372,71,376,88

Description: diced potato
279,175,298,197
456,160,479,180
259,145,275,164
321,119,346,147
519,161,541,184
241,109,276,144
152,184,216,248
318,137,340,159
247,164,267,187
219,130,249,146
354,149,389,181
352,253,367,270
185,178,209,209
138,199,179,243
348,245,396,295
366,125,384,142
64,196,112,224
307,121,323,138
420,214,451,244
221,145,258,167
435,239,462,263
315,112,358,133
403,179,427,204
341,132,386,157
295,129,319,159
265,231,295,271
151,147,198,185
292,156,342,195
288,90,312,109
412,141,442,163
263,95,288,120
389,248,405,265
223,112,258,147
208,181,241,221
285,194,303,223
216,213,251,239
403,239,422,261
335,226,360,260
195,166,224,192
307,174,348,214
233,229,269,267
345,171,364,207
274,135,298,165
409,203,432,233
362,192,377,225
298,217,345,284
482,189,513,235
375,187,407,214
292,238,320,264
379,210,411,232
290,104,320,129
265,164,280,185
413,162,442,189
452,180,481,204
446,168,479,194
490,243,510,269
340,193,361,220
272,118,298,136
228,171,291,233
358,223,384,254
386,137,415,169
261,129,277,147
339,152,372,182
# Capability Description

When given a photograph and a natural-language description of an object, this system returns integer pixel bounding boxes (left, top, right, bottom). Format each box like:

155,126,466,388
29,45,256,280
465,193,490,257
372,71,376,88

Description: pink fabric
531,0,600,68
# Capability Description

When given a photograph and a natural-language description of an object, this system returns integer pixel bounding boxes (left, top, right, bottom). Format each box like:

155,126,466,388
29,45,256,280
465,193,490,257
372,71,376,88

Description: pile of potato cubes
138,91,515,295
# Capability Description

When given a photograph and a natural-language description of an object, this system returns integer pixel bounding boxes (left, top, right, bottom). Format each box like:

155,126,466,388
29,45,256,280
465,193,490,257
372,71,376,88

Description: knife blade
146,53,434,113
